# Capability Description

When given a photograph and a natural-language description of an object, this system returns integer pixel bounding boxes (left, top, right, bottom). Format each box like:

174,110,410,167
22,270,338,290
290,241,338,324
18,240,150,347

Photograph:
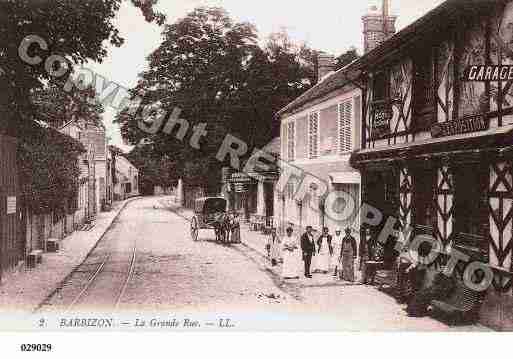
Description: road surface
37,196,485,331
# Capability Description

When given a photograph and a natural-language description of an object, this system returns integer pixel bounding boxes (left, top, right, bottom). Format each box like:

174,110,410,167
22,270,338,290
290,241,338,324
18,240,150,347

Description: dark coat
301,232,316,255
342,234,358,259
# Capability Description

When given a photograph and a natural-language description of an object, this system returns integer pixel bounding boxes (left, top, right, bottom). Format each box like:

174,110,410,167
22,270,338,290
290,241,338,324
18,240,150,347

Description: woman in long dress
315,227,332,274
281,227,301,279
331,229,344,277
266,228,280,266
341,228,357,282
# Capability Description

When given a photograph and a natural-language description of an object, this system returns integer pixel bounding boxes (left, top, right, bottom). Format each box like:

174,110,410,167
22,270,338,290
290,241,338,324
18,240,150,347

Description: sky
89,0,445,151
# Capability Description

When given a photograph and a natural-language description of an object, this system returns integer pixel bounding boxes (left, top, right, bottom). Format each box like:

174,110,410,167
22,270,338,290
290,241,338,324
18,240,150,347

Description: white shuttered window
339,100,353,153
308,112,319,159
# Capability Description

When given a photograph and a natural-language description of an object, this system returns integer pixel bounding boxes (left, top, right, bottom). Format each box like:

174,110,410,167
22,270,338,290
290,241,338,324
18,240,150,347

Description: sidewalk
0,198,137,312
158,198,361,288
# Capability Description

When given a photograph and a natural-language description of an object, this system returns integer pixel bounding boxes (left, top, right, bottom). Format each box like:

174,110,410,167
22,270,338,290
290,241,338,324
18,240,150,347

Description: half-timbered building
350,0,513,330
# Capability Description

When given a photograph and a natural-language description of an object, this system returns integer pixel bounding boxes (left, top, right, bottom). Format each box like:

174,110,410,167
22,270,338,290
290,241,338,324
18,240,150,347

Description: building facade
113,156,139,200
351,0,513,330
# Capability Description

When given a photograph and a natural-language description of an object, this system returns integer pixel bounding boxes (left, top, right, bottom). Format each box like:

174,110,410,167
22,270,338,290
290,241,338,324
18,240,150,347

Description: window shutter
339,100,353,153
308,112,319,159
287,121,295,161
281,122,288,160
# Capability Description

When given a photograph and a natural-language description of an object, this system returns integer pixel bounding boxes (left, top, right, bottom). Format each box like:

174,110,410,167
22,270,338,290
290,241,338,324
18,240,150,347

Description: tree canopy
117,7,317,192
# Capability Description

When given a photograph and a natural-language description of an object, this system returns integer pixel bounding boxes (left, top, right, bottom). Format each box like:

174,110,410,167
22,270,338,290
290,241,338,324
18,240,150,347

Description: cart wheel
191,217,199,241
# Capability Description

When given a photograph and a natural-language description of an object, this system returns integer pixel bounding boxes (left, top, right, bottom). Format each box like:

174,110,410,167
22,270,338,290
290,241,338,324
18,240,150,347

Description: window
287,121,295,161
308,112,319,159
413,51,435,129
338,100,353,153
454,165,487,238
414,169,436,228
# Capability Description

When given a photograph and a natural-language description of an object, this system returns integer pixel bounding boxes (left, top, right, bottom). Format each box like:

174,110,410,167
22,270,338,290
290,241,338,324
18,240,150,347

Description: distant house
60,120,113,212
222,138,280,223
113,156,139,200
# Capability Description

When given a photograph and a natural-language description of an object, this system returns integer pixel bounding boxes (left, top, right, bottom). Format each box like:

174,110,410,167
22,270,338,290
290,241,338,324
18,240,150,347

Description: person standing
266,228,280,266
315,227,332,274
300,226,316,278
331,228,344,277
340,227,358,282
281,227,301,279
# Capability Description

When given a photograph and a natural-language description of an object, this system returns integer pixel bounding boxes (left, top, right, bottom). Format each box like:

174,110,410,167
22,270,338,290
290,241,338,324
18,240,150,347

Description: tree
0,0,164,132
31,81,104,128
116,8,316,192
127,144,179,195
334,47,360,71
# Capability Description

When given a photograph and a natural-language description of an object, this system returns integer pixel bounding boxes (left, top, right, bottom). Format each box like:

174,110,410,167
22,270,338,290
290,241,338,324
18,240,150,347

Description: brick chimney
317,52,335,83
362,0,397,53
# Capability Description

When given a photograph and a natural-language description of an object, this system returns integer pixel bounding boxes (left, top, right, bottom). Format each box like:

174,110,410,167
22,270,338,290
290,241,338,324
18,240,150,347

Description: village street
33,196,486,331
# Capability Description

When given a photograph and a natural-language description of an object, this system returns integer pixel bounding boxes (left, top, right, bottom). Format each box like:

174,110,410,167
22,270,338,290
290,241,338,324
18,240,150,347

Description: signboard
431,115,489,138
371,101,393,140
229,172,253,184
6,196,16,215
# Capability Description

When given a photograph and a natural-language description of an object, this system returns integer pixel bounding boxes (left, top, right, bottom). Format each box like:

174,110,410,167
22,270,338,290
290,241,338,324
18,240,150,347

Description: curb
33,197,141,313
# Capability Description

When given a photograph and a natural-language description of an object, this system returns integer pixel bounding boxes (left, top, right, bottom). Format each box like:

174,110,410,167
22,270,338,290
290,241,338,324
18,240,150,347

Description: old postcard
1,0,513,346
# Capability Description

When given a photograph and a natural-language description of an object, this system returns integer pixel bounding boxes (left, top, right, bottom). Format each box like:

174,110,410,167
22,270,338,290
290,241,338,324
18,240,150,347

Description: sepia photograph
1,0,513,350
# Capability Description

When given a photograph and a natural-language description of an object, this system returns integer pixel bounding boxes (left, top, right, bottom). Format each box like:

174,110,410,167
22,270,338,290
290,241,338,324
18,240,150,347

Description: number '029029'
20,344,52,352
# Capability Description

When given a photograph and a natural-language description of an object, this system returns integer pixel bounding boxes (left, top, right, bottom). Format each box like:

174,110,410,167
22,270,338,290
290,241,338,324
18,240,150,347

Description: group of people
266,226,358,281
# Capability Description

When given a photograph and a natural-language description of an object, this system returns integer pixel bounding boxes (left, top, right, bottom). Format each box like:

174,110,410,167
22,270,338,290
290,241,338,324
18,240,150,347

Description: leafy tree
31,81,104,128
116,7,316,192
18,124,85,215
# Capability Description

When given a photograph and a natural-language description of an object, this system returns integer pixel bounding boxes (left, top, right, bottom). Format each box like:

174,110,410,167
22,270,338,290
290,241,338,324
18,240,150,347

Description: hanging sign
371,101,393,140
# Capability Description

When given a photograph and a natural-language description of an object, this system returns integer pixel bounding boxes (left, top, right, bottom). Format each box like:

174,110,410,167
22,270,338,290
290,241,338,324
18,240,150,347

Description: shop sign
431,115,489,138
230,172,253,184
371,101,393,140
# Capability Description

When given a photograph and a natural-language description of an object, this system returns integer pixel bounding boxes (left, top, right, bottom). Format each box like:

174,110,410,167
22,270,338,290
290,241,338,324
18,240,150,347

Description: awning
329,171,361,184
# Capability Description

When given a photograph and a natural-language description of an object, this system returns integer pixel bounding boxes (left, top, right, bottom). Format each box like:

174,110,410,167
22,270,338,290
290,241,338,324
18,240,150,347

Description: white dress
267,235,281,264
331,234,343,269
281,235,301,279
315,236,331,273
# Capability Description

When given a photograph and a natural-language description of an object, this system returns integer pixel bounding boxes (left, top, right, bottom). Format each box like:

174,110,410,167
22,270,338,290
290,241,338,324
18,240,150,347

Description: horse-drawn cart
190,197,240,243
